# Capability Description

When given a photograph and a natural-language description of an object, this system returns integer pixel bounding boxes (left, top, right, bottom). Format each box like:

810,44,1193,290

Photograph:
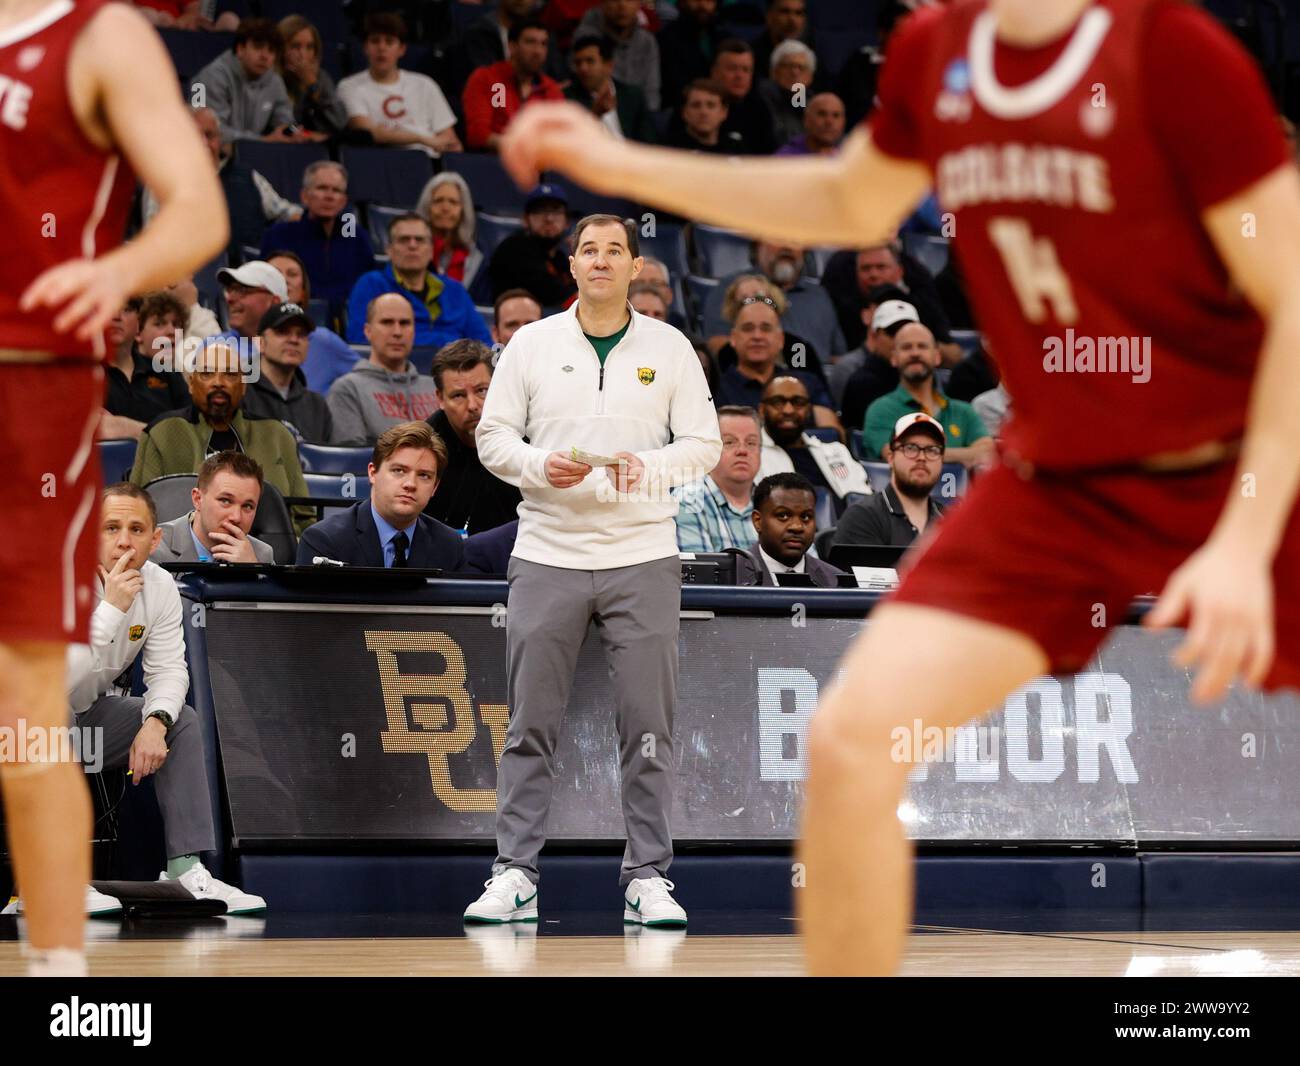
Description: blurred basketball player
0,0,226,976
496,0,1300,974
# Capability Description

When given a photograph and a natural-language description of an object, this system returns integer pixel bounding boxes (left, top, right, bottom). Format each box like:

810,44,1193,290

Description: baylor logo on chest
637,367,656,385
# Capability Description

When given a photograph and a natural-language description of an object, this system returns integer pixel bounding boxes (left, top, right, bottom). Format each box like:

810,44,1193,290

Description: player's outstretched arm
1146,163,1300,701
19,3,228,342
499,102,932,248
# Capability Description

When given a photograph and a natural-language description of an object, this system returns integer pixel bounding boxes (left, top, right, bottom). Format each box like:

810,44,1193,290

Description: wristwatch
145,710,173,730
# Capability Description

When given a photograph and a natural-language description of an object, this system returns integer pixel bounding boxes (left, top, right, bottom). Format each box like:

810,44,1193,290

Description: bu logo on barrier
365,630,508,812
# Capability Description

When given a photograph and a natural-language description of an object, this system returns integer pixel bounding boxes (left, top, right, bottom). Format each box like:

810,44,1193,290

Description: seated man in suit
150,452,275,565
733,473,845,588
296,421,465,569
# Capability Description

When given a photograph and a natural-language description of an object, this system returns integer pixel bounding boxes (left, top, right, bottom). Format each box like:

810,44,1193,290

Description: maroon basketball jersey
870,0,1290,471
0,0,136,358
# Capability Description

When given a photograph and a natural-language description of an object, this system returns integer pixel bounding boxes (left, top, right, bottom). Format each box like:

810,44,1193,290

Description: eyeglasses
739,295,777,309
763,396,810,410
896,442,943,460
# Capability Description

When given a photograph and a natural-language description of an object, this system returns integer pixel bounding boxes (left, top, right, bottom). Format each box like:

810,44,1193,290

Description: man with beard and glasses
833,413,947,551
129,341,314,534
757,376,869,513
863,322,993,470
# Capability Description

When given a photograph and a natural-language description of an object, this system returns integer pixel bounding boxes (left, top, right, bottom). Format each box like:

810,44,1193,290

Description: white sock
26,947,88,978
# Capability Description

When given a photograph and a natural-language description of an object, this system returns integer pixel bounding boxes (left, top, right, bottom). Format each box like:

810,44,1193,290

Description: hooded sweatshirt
192,50,296,142
326,359,441,445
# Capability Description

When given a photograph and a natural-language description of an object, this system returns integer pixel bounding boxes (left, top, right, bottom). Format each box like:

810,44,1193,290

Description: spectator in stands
674,404,761,552
704,242,844,363
165,276,221,348
576,0,661,110
566,34,657,144
129,340,314,535
863,323,994,470
733,472,845,587
134,2,238,31
103,292,190,440
463,0,568,83
662,78,743,154
346,214,492,347
241,303,334,444
296,421,466,569
636,256,687,329
833,413,947,550
492,288,543,348
143,108,302,260
213,260,287,347
338,12,461,156
108,298,140,366
487,185,577,307
278,15,350,140
265,250,360,395
776,91,845,156
758,40,817,148
832,291,914,415
330,293,441,445
463,18,565,152
424,340,522,534
150,451,275,565
757,377,867,509
710,38,776,155
192,18,312,144
714,297,840,435
837,0,906,128
658,0,724,112
628,279,668,321
751,0,814,83
823,242,958,363
415,173,484,291
713,273,831,385
972,383,1011,438
64,483,264,915
258,162,375,309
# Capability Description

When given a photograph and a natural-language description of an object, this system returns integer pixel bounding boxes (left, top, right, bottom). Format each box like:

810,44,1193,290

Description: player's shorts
0,358,103,645
891,454,1300,691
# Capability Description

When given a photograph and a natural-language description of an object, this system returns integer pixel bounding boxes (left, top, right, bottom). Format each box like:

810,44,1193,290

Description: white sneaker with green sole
623,877,687,927
463,868,539,924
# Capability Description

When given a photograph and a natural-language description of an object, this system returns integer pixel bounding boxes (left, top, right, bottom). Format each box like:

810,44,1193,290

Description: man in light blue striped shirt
674,405,761,552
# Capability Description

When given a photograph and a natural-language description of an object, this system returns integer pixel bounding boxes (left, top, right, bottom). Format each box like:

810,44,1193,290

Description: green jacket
129,407,314,535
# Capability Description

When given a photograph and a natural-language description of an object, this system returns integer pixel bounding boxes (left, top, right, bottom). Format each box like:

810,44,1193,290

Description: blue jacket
296,500,466,570
463,520,517,576
345,263,491,349
260,213,376,307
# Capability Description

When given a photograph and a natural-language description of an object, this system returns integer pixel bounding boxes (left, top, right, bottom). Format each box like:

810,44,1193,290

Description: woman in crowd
278,15,349,141
714,273,831,388
414,172,484,292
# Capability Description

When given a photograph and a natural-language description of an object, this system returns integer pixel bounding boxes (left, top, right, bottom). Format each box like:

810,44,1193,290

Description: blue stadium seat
407,346,441,376
442,153,528,215
638,221,689,279
339,146,434,209
861,460,891,494
813,487,836,532
903,232,950,278
98,439,138,483
298,443,373,475
849,429,866,460
304,473,372,503
366,204,409,251
144,474,199,525
806,427,841,444
161,29,233,81
949,330,982,357
306,298,332,331
194,250,228,329
476,212,525,259
692,223,753,278
233,141,329,201
683,274,719,329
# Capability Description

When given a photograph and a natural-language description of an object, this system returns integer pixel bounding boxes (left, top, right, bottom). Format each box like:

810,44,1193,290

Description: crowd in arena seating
99,0,1027,579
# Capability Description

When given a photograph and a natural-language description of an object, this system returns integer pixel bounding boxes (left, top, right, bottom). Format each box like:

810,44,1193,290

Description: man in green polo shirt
863,322,994,469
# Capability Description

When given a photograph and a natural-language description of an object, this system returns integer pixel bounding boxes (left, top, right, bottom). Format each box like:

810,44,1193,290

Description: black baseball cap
258,301,315,334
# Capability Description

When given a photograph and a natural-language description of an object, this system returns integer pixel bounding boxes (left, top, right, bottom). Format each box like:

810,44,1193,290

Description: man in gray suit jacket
148,452,275,565
732,472,845,588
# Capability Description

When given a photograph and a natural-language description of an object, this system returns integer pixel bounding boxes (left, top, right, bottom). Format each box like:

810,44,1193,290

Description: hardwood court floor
2,923,1299,976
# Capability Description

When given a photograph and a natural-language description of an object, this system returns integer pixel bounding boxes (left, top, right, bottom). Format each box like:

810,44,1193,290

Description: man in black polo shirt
833,413,947,549
103,292,190,438
425,339,522,535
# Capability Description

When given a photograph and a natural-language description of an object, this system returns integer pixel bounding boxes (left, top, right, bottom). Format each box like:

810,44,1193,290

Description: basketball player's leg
0,640,93,968
799,603,1048,975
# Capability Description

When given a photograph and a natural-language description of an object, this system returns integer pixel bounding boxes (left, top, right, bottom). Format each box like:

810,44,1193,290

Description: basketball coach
468,214,721,927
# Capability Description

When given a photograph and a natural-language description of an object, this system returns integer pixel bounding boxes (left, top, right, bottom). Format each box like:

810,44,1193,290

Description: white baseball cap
217,261,288,301
891,412,945,445
872,299,919,333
